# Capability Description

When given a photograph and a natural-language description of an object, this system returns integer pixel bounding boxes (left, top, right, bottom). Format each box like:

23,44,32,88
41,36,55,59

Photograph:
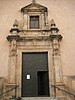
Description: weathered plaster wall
0,0,75,77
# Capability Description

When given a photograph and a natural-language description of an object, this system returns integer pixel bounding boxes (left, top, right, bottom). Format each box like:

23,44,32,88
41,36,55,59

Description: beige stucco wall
0,0,75,77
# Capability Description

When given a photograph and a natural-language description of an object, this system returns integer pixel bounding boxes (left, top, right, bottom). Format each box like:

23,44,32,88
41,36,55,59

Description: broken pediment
21,2,47,13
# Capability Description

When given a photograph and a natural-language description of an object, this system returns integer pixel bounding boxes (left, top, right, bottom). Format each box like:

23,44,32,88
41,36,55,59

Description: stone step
2,96,66,100
22,97,57,100
57,96,67,100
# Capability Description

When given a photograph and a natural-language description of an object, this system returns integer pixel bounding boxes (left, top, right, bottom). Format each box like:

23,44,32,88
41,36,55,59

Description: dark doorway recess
37,71,49,96
21,52,50,97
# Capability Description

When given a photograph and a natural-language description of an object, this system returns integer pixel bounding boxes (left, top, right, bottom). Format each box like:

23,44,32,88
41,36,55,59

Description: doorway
37,71,49,96
21,52,50,97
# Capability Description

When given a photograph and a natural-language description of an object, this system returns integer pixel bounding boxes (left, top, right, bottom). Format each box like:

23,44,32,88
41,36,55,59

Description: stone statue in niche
10,40,17,56
54,49,59,55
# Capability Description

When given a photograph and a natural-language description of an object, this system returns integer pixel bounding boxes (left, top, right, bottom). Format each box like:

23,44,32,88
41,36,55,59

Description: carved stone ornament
53,49,59,55
10,40,17,56
21,1,47,13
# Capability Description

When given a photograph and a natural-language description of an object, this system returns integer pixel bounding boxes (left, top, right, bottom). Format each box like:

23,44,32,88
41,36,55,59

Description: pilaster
50,19,63,96
7,20,20,84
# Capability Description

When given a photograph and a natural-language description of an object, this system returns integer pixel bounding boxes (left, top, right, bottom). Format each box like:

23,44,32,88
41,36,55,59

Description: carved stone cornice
7,34,52,42
10,28,20,33
49,34,63,41
6,35,20,42
50,27,59,33
19,35,50,41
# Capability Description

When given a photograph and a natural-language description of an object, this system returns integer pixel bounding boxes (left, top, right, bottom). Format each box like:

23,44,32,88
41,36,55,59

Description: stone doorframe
17,47,53,97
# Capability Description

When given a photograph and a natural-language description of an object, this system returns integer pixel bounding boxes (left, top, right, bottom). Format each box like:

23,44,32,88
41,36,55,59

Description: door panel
22,70,35,97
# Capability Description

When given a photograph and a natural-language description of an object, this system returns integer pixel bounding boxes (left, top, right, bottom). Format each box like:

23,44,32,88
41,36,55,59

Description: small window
30,16,39,29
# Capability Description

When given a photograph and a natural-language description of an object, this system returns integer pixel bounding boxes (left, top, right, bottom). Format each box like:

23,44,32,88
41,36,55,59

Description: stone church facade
0,0,75,100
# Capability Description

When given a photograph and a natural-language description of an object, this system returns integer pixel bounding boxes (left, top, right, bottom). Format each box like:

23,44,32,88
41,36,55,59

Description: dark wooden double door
21,52,50,97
